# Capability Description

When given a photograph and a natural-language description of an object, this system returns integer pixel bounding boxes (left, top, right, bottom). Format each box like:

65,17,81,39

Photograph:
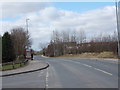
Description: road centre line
45,68,49,89
61,59,113,76
82,64,92,68
93,68,113,76
80,62,113,76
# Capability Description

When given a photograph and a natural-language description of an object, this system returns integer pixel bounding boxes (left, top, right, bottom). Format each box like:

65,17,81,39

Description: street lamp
25,18,30,49
26,18,30,33
115,0,120,58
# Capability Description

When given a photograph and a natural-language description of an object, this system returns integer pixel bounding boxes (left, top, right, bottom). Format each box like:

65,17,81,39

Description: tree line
40,30,118,57
2,27,31,63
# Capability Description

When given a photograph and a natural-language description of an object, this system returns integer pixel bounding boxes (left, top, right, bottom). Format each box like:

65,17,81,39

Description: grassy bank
58,52,118,59
0,61,28,71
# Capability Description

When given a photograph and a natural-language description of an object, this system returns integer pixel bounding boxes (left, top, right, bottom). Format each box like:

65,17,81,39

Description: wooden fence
2,59,28,70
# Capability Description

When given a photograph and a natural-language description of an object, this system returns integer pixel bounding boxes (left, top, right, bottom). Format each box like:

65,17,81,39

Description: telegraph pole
115,0,120,58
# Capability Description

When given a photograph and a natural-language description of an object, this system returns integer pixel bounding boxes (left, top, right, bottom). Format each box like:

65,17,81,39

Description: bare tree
77,30,86,44
62,31,70,42
70,30,77,42
39,42,48,55
39,42,48,50
112,31,118,42
11,27,32,58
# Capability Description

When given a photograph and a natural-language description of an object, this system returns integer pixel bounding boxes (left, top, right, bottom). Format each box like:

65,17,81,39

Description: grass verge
58,52,118,59
0,62,28,71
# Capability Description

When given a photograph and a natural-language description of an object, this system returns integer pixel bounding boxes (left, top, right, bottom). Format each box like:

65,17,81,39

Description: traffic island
1,60,49,77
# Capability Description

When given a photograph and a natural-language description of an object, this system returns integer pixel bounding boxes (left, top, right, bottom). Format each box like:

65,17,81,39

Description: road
2,55,118,88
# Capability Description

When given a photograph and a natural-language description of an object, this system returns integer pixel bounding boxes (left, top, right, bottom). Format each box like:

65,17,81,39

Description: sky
0,2,118,51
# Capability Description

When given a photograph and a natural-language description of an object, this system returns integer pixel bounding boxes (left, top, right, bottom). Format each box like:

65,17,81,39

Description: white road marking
82,64,92,68
45,68,49,89
59,59,113,76
94,68,113,76
62,60,92,68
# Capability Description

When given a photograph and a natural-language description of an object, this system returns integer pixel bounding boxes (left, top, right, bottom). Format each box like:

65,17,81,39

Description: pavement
1,59,49,77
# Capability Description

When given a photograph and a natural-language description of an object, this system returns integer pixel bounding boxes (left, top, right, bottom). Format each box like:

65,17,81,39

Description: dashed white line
72,61,113,76
60,59,113,76
45,68,49,89
82,63,112,76
94,68,113,76
82,64,92,68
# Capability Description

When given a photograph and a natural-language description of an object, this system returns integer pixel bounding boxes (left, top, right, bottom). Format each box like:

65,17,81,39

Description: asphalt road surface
2,55,118,88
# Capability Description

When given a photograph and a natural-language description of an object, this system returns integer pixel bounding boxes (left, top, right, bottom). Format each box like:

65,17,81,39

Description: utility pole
115,0,120,58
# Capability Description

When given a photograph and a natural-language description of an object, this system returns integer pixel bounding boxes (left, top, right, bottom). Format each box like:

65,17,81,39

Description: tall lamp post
25,18,30,50
115,0,120,58
26,18,30,33
25,18,32,59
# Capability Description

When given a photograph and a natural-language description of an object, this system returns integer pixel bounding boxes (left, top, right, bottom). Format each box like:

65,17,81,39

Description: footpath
1,60,49,77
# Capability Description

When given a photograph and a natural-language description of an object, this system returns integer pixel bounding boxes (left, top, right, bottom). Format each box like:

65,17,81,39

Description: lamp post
115,0,120,58
26,18,30,33
25,18,30,50
50,25,56,56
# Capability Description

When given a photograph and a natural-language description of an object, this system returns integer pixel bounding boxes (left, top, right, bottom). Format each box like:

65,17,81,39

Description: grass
58,52,118,59
2,65,13,70
97,52,116,58
14,64,21,68
1,62,27,71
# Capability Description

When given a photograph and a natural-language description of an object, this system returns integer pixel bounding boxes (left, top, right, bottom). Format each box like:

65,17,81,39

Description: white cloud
1,2,51,18
0,3,117,50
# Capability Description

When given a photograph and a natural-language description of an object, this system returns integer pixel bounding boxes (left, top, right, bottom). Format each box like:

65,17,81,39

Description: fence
2,59,28,71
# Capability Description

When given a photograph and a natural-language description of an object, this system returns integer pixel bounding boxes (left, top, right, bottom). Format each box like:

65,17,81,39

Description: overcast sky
0,2,117,51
